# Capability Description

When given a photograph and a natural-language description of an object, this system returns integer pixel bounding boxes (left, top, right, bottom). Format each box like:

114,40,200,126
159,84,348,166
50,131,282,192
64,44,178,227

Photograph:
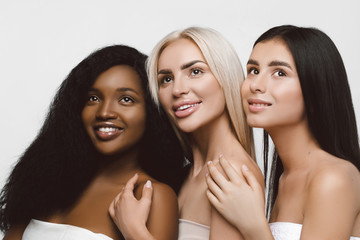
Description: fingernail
242,165,249,171
219,154,223,158
205,173,209,177
207,161,212,165
145,180,152,188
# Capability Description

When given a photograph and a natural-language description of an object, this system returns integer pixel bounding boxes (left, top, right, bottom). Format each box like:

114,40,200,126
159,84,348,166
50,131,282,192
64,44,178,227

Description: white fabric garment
22,219,113,240
178,219,210,240
270,222,360,240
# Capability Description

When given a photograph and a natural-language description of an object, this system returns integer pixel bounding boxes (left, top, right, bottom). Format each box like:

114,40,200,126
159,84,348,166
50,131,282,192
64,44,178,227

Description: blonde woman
109,27,264,240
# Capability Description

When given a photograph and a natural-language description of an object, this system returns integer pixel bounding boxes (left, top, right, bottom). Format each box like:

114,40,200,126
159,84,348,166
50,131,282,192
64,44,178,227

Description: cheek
277,88,305,120
81,108,92,129
133,108,147,135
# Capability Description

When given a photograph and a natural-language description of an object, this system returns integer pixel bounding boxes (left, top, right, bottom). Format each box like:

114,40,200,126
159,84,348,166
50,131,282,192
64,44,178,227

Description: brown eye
88,95,99,102
161,76,173,84
274,70,286,77
120,96,134,104
248,68,259,75
190,68,203,76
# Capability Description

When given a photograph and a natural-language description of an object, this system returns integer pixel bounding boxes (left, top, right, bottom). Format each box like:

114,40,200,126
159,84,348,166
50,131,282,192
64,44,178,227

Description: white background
0,0,359,222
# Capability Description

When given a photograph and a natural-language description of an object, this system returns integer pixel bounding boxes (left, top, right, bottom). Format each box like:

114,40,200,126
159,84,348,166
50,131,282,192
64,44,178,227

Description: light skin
4,65,179,240
110,38,264,239
206,39,360,239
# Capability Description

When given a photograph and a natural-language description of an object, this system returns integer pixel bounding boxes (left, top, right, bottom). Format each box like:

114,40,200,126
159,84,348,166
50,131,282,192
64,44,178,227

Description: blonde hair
147,26,255,158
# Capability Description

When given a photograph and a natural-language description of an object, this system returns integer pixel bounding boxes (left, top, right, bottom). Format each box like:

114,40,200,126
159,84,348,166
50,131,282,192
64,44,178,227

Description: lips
247,98,272,113
93,123,124,140
172,101,201,118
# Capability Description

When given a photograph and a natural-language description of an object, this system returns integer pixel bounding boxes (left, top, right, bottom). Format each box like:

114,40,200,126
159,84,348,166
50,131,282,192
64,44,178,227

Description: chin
177,123,199,133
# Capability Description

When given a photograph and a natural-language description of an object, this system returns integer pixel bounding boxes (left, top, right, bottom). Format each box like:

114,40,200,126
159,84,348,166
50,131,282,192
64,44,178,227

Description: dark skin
4,165,179,240
3,66,179,240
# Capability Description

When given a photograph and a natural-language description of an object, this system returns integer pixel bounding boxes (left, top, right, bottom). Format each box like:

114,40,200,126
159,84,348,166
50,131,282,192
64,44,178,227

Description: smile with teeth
95,126,123,140
98,127,121,132
249,103,271,107
177,103,200,111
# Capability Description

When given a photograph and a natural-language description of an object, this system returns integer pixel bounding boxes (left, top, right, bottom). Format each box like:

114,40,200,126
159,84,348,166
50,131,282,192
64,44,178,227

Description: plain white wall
0,0,359,227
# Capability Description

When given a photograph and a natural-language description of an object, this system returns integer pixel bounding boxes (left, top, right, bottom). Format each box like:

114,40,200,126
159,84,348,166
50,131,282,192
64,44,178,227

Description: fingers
206,189,222,212
206,172,224,200
124,173,139,192
109,200,115,217
242,165,262,192
109,187,124,217
140,180,153,205
207,161,228,189
219,155,244,182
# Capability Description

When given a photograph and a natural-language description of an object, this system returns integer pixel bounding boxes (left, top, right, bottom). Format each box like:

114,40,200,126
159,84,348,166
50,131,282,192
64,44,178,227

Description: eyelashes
247,67,287,77
158,67,205,85
86,94,135,105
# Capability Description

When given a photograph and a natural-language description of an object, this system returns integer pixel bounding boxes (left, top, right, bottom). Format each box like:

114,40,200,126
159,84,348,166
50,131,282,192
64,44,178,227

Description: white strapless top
178,219,210,240
22,219,113,240
269,222,360,240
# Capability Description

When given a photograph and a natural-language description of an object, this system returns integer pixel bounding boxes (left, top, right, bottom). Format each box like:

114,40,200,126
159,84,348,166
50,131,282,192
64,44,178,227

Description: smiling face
157,38,226,133
81,65,146,155
241,39,305,131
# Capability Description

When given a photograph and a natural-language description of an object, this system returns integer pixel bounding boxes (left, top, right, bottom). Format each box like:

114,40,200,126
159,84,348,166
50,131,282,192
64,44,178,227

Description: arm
141,182,178,240
300,166,360,240
109,174,178,240
206,156,273,240
208,157,246,240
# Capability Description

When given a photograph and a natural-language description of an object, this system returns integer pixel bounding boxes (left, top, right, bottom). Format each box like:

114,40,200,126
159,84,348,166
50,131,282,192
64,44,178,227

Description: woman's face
82,65,146,155
241,39,305,131
157,38,226,133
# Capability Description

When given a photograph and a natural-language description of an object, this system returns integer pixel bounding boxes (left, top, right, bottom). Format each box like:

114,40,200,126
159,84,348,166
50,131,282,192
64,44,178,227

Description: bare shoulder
225,153,265,189
150,181,178,205
3,224,27,240
308,155,360,204
134,180,178,240
135,180,177,202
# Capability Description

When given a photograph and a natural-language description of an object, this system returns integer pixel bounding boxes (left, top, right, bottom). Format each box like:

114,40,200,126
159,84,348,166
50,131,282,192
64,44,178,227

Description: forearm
239,218,274,240
125,225,157,240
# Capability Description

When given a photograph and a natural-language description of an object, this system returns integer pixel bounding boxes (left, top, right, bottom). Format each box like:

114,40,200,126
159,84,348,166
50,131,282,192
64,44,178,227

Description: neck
267,121,319,173
95,147,143,184
189,113,241,176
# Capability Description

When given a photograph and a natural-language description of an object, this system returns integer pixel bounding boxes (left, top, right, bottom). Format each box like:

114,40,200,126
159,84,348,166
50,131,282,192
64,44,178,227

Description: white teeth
252,103,269,107
177,103,199,111
98,127,118,132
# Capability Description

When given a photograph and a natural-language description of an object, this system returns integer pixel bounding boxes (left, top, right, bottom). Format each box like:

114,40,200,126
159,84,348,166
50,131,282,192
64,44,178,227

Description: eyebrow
247,59,293,70
157,60,206,75
88,87,140,95
181,60,205,70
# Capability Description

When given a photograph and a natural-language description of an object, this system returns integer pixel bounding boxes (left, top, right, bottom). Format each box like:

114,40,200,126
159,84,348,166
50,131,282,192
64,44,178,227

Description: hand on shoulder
109,173,178,240
206,156,269,238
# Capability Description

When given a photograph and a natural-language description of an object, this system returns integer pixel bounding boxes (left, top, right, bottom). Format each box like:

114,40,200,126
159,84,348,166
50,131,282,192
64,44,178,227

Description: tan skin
206,39,360,239
109,39,264,240
159,39,264,240
4,65,178,240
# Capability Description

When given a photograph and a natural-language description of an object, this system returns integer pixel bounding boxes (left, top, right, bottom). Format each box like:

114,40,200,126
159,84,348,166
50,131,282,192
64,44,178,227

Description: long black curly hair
0,45,187,232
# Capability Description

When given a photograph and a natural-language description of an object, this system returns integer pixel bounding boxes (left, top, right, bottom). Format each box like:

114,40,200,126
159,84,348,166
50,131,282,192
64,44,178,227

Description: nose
172,75,189,97
96,101,117,120
249,73,267,94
